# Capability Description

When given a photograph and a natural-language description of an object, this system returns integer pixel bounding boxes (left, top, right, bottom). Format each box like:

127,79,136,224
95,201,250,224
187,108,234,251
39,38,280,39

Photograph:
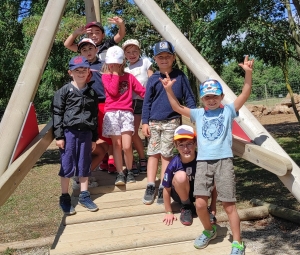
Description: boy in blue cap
52,56,99,215
141,41,196,205
161,55,254,255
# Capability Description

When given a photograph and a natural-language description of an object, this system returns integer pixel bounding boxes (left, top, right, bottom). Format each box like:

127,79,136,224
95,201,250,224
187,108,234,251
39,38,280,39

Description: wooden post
84,0,97,23
0,0,67,176
133,0,300,203
93,0,101,22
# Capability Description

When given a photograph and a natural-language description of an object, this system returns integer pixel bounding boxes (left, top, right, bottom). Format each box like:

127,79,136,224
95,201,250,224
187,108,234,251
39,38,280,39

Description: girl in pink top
102,46,145,186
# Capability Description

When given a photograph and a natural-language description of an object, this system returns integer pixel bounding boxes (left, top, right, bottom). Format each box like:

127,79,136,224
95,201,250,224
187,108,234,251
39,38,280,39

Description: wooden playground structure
0,0,299,254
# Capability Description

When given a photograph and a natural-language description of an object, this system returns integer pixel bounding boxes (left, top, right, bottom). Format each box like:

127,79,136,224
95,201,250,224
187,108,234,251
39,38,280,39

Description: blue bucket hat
69,56,90,70
200,79,223,98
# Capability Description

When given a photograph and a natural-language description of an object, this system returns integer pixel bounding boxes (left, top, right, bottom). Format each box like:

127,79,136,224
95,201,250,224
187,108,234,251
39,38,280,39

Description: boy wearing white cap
122,39,153,176
161,55,254,255
162,125,217,227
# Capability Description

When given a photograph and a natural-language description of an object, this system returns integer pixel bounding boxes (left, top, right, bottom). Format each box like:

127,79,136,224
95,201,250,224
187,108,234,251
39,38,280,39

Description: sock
159,184,164,189
147,182,155,187
118,171,125,176
61,193,69,197
181,198,191,205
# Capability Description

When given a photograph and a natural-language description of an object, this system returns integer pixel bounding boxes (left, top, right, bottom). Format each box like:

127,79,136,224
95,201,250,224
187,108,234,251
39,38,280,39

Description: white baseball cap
122,39,140,50
105,46,125,64
174,125,196,141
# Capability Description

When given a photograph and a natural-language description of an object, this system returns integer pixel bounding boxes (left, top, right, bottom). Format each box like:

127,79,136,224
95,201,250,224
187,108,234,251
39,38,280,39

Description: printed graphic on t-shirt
164,173,168,182
119,81,128,95
202,115,225,141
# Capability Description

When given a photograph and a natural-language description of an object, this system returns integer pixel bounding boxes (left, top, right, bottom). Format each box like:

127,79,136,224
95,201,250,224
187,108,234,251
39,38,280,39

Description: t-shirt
162,154,197,191
102,73,146,113
125,58,152,100
96,37,117,60
190,103,238,160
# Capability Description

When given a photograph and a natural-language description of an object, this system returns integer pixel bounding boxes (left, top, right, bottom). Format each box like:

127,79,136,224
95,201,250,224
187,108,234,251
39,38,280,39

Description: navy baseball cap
69,56,90,70
153,40,175,56
200,79,223,98
85,21,105,33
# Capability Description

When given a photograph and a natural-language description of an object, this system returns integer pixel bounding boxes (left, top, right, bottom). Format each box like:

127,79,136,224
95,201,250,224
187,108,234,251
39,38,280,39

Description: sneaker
78,191,98,212
143,184,156,205
156,187,164,205
230,241,245,255
108,158,117,174
126,170,136,183
180,204,193,226
132,161,139,176
59,194,76,215
208,206,217,224
139,159,147,174
194,225,217,249
115,173,126,186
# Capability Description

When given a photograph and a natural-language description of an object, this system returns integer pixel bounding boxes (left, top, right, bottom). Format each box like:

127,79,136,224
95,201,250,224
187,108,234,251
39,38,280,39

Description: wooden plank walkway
49,170,256,255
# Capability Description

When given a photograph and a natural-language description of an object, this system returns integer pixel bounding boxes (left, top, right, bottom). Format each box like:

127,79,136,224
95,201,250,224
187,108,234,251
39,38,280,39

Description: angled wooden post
93,0,101,22
84,0,97,23
0,0,67,176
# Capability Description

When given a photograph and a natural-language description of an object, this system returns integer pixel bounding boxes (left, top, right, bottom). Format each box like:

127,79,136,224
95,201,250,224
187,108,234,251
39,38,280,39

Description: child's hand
74,26,87,36
142,124,150,138
108,16,124,26
56,139,65,149
163,213,177,226
160,72,176,90
238,55,254,72
92,142,96,152
108,64,120,74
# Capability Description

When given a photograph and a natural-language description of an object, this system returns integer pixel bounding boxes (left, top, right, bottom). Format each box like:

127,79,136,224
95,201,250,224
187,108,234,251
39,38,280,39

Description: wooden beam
0,122,54,207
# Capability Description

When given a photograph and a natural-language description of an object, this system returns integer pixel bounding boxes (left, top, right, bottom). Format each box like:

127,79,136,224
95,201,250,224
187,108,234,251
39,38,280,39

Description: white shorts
103,110,134,137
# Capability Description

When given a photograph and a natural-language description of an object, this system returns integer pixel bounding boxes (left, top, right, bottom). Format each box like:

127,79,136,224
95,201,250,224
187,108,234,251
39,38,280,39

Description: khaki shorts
194,158,236,202
147,118,180,157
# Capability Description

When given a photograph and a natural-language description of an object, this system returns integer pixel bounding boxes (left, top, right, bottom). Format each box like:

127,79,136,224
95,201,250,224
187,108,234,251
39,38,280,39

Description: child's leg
79,176,89,191
209,184,217,216
91,140,108,171
122,131,133,170
195,196,212,230
61,177,70,194
110,135,123,172
132,114,145,160
223,201,241,242
172,171,190,201
147,154,160,182
160,155,172,181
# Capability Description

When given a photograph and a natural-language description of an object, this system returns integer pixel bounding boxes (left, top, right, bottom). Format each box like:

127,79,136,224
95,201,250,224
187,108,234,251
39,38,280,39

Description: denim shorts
194,158,236,202
58,128,92,178
103,110,134,137
147,118,180,157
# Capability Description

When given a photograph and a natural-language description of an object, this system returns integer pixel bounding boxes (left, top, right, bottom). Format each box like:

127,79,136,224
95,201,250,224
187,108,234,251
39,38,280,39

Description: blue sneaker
194,225,217,249
230,241,245,255
59,194,76,215
78,191,98,212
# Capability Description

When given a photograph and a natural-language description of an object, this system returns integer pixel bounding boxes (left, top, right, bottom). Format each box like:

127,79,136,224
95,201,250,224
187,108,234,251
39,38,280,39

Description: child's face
175,138,196,162
154,52,175,70
124,45,140,65
80,44,98,62
87,26,104,45
201,94,224,110
68,67,90,83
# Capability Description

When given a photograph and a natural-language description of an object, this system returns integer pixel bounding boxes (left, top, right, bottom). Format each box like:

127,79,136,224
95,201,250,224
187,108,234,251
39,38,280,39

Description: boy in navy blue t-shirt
162,125,217,226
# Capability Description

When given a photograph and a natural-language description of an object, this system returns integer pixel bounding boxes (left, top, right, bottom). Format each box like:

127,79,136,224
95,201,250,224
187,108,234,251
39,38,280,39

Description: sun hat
122,39,140,50
105,46,125,64
69,56,90,70
85,21,105,33
77,38,96,52
174,125,196,141
153,40,175,56
200,79,223,98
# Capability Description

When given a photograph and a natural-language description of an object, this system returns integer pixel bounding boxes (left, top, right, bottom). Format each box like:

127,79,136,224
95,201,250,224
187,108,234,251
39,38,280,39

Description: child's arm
64,26,86,52
131,74,146,98
147,67,154,77
108,16,126,44
161,72,191,118
162,187,177,225
234,55,254,112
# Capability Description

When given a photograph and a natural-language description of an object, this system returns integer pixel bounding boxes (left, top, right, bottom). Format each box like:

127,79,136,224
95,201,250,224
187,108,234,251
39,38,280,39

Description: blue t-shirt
190,103,238,160
162,154,197,190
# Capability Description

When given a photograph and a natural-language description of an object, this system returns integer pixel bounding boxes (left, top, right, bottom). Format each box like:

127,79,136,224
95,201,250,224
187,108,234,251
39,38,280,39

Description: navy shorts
58,128,92,178
132,99,143,115
171,184,195,203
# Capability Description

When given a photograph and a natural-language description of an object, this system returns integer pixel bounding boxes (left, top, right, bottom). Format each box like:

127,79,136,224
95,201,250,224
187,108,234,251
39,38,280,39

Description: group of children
52,16,254,255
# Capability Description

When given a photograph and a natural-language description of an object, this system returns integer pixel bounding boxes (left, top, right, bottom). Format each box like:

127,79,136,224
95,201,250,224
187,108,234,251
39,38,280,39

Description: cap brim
174,134,195,140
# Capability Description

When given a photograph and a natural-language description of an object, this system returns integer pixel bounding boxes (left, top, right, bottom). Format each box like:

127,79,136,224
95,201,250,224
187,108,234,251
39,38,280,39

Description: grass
0,126,299,245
